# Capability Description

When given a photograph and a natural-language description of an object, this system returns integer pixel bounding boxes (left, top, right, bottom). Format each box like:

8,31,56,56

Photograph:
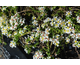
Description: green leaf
69,7,72,10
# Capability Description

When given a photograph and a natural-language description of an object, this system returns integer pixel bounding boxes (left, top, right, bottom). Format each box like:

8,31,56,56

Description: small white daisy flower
66,11,72,17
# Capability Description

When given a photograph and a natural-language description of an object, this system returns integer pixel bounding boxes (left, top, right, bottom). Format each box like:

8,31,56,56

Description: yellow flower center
55,24,58,27
13,43,15,45
57,21,59,23
64,30,66,32
31,36,33,39
54,18,57,20
4,21,6,24
42,37,44,40
35,55,38,57
33,17,35,20
51,19,53,21
11,42,13,44
48,19,50,21
26,42,28,44
55,43,58,46
68,22,71,24
67,30,69,32
52,22,54,25
56,36,58,38
70,29,72,31
46,30,49,32
34,22,36,24
67,27,69,29
37,28,39,31
21,32,22,34
68,12,70,15
75,40,77,43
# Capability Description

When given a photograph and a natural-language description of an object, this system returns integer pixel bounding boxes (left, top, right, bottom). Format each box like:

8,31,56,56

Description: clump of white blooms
1,6,80,59
33,50,43,59
9,13,25,30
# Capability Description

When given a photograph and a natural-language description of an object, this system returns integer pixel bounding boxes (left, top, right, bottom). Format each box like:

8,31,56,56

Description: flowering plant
0,6,80,59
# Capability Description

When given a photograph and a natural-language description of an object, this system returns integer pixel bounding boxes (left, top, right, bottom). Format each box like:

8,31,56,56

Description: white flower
63,26,71,34
41,23,45,28
76,16,80,21
9,40,16,48
14,31,17,35
76,33,80,39
35,32,39,37
45,34,49,39
71,27,75,33
65,37,70,43
40,35,45,43
53,16,57,21
55,34,60,39
19,30,24,35
54,40,59,47
32,16,36,20
76,16,80,23
10,26,15,30
32,20,38,26
36,27,40,32
50,21,55,26
70,33,76,38
15,22,18,25
10,20,13,26
77,44,80,48
23,26,27,30
20,19,25,25
43,19,48,23
72,43,76,47
56,19,61,24
77,20,80,23
54,23,59,28
46,17,51,22
66,20,72,26
45,28,50,34
38,7,45,12
74,39,78,44
66,11,72,17
53,39,59,47
7,33,11,38
58,17,62,21
1,7,6,11
30,34,34,40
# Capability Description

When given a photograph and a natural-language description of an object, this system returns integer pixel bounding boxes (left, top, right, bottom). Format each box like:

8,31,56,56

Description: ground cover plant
0,6,80,59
